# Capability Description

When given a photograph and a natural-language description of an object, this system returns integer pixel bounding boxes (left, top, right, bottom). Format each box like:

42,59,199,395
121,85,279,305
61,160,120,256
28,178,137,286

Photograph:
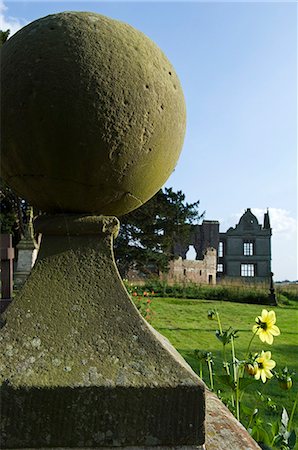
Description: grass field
144,296,298,444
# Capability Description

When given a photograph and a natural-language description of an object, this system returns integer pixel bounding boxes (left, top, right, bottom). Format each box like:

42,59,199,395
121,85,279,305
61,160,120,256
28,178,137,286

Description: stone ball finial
1,12,186,216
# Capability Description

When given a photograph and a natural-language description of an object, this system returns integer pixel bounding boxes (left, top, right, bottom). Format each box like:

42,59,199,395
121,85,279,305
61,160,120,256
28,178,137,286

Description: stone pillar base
0,215,205,448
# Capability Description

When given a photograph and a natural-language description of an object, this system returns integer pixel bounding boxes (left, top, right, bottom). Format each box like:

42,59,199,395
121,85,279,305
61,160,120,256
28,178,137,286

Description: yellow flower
252,309,280,345
254,351,276,383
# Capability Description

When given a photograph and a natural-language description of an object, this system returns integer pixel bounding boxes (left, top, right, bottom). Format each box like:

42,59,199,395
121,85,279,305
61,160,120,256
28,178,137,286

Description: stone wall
165,248,217,285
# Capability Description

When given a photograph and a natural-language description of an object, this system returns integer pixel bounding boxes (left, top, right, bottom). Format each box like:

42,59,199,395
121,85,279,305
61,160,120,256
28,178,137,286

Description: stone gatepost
14,207,40,289
0,234,14,312
0,12,205,448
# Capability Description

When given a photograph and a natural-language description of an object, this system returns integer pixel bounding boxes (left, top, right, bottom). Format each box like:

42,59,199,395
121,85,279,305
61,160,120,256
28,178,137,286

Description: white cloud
253,208,297,281
252,208,297,237
0,1,27,36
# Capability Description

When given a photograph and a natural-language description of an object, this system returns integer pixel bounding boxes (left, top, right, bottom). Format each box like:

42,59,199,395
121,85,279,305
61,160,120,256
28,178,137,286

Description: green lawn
147,297,298,441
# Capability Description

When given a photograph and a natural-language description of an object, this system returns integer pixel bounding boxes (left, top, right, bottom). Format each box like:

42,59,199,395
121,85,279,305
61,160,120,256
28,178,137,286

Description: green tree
0,180,28,246
114,187,204,277
0,29,10,47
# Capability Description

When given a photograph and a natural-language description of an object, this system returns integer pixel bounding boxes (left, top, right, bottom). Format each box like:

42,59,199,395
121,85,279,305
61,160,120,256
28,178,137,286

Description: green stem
223,346,230,375
199,361,203,380
245,330,257,359
231,335,240,421
231,393,235,407
235,384,240,422
222,349,234,407
239,390,245,402
247,410,255,430
207,359,214,391
216,310,223,335
288,390,298,432
231,335,237,383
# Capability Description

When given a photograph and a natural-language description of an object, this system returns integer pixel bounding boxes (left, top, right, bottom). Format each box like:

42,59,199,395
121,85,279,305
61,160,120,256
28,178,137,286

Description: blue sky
1,1,297,280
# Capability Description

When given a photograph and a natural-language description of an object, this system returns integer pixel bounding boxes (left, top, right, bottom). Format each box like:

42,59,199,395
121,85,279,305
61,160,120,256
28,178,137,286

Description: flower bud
245,363,258,376
278,378,293,390
207,310,216,320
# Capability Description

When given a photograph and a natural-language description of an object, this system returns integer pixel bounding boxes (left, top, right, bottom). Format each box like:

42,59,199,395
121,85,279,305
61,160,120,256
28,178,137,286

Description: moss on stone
0,216,199,387
0,215,205,447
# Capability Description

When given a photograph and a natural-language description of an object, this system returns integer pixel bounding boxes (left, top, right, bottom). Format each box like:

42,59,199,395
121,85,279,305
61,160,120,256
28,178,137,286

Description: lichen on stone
1,11,186,216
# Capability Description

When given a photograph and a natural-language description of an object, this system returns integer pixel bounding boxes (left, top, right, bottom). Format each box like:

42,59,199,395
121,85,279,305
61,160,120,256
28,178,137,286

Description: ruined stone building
168,208,272,284
168,220,219,285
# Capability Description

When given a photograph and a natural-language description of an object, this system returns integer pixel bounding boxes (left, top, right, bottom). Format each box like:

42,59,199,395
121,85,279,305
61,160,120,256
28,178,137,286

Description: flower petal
259,332,266,343
261,371,267,383
270,325,280,336
266,360,276,370
265,333,274,345
264,370,273,379
252,324,259,334
268,310,276,323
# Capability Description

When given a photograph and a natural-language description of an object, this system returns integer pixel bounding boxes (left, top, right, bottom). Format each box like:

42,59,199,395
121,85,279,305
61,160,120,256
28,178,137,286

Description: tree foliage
0,29,10,47
0,180,28,246
114,187,204,277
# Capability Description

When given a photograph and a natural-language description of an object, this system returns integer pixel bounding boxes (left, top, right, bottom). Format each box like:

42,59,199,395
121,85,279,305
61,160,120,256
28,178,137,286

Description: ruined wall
165,248,217,285
192,221,220,260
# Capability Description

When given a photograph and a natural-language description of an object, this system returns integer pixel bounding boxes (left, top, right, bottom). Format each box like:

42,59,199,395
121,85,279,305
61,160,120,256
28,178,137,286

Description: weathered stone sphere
1,12,186,215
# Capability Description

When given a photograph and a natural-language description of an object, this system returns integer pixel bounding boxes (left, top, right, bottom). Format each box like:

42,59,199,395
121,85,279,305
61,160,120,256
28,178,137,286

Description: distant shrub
276,284,298,303
124,279,272,305
277,294,290,306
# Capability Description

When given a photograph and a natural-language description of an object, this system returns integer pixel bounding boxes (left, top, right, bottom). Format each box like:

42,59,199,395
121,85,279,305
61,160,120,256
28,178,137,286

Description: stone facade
166,248,217,285
172,210,272,284
218,209,272,282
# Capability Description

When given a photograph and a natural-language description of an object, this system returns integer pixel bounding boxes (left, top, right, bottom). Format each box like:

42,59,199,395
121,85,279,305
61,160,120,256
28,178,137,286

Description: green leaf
256,427,271,446
238,377,255,391
270,420,280,439
272,433,284,447
251,425,259,441
255,417,264,427
218,374,235,389
215,327,239,345
288,430,296,449
257,444,272,450
240,403,254,416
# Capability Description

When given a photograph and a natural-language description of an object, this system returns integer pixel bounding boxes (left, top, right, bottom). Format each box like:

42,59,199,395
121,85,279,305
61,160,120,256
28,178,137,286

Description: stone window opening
243,241,254,256
186,245,196,261
218,241,224,257
217,263,224,273
241,263,255,277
